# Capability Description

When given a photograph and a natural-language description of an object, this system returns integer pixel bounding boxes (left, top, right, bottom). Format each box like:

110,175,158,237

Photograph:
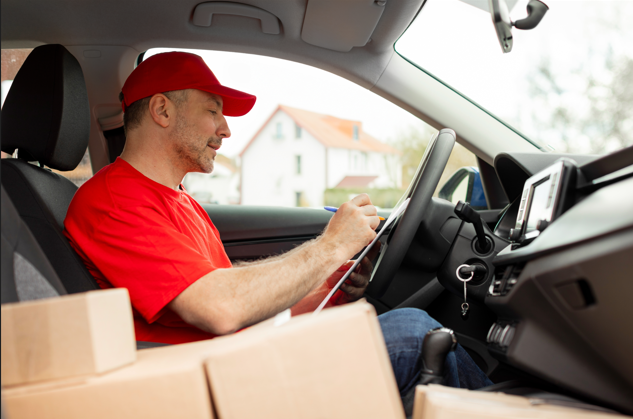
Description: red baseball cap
121,51,256,117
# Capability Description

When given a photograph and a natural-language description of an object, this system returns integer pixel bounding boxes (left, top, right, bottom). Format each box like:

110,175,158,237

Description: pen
324,206,385,221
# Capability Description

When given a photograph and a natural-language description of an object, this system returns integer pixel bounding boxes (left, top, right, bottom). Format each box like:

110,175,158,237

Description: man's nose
217,114,231,139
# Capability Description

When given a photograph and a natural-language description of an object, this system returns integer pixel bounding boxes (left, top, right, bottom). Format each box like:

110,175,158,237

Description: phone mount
490,0,549,53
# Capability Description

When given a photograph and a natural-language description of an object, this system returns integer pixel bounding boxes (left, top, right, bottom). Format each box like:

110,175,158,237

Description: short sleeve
74,204,223,323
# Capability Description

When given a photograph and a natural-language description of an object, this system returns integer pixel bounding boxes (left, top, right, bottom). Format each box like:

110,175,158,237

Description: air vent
489,263,525,296
503,263,525,294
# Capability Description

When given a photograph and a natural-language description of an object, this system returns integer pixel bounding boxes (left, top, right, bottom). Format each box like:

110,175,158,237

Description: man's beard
171,114,222,174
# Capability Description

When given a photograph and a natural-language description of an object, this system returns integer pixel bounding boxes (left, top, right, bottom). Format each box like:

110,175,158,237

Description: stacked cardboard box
412,385,629,419
1,288,136,386
2,293,405,419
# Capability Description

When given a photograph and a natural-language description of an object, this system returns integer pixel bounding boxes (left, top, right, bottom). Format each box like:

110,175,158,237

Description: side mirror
438,167,488,210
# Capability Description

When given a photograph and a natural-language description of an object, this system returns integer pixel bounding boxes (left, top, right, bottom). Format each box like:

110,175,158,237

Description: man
64,52,491,413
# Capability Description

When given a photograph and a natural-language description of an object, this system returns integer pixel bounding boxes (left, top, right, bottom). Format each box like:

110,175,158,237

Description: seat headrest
1,44,90,171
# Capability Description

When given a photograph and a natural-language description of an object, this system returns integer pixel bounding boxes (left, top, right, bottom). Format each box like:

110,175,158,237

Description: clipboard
312,198,411,315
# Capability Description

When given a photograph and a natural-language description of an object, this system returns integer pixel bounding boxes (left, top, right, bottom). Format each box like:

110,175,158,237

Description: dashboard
484,146,633,413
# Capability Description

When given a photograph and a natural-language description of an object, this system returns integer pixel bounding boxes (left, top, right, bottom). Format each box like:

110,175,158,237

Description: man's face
170,89,231,174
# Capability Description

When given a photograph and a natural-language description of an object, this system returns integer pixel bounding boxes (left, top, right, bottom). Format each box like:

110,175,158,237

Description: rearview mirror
438,167,487,210
490,0,549,53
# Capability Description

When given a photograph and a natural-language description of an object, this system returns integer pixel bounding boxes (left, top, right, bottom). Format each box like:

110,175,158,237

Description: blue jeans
378,308,493,414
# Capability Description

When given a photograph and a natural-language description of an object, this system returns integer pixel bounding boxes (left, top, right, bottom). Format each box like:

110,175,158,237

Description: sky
398,0,633,153
147,0,633,157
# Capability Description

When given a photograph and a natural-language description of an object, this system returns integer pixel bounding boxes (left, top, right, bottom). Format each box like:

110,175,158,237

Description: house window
296,155,302,175
276,122,283,139
353,124,359,140
295,191,303,207
295,124,302,139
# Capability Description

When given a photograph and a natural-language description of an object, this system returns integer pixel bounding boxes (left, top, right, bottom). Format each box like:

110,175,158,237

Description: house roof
215,154,237,173
240,105,401,157
335,175,379,188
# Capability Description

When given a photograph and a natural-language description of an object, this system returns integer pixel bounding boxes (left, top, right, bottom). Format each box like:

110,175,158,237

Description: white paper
273,308,291,326
312,198,411,315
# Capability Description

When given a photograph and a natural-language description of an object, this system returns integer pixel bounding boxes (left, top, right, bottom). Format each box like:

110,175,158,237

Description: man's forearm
171,235,347,334
170,194,380,335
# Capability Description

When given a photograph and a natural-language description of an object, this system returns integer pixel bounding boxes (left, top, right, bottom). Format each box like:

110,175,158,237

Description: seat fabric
1,186,67,303
2,161,98,294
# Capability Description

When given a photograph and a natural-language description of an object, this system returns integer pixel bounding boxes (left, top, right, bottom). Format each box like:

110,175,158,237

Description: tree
526,4,633,154
388,125,435,188
388,125,477,194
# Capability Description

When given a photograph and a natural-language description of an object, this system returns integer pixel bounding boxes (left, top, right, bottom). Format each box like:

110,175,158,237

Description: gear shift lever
419,327,457,385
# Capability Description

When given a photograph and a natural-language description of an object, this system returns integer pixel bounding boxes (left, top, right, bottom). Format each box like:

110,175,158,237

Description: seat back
1,44,99,294
1,185,67,303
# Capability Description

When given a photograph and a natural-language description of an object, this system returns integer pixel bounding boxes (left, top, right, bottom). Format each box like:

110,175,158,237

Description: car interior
1,0,633,416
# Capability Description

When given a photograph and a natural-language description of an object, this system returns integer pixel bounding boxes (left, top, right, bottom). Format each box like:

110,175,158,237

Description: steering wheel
367,128,456,298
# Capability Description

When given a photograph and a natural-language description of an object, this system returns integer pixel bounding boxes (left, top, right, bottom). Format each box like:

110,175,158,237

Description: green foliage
387,125,437,188
324,188,404,209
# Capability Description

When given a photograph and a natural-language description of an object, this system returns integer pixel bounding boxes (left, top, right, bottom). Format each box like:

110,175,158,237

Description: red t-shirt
64,158,230,344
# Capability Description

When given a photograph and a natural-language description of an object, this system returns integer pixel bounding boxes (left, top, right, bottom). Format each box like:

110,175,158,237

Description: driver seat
1,44,99,294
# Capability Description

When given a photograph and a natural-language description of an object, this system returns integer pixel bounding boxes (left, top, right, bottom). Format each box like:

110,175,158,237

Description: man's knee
378,308,443,350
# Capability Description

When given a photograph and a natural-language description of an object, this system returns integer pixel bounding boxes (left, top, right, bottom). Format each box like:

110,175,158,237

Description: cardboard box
1,288,136,386
2,340,216,419
3,302,403,419
412,385,627,419
204,302,405,419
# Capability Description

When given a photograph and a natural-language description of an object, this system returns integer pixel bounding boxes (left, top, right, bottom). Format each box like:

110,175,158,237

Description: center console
483,147,633,413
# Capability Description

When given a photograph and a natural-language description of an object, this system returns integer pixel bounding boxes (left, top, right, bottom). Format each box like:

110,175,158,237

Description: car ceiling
2,0,541,170
1,0,424,90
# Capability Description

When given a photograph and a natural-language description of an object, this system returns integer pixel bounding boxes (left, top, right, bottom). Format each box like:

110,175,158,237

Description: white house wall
327,148,402,189
183,164,239,205
241,110,326,207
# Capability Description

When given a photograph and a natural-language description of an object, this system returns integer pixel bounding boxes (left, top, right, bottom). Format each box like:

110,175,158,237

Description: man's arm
169,194,380,335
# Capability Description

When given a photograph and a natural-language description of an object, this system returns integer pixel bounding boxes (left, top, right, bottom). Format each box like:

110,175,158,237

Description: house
239,105,402,207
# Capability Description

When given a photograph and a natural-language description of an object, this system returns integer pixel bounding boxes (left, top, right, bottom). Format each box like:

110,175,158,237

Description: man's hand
324,240,381,304
321,194,380,262
338,241,381,302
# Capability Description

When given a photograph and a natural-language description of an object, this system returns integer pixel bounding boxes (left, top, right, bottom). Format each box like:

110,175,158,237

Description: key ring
456,264,474,283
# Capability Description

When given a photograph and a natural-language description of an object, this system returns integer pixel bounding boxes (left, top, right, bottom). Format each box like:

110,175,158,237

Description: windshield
396,0,633,154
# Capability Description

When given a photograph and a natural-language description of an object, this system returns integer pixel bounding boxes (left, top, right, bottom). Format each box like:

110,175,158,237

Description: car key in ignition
455,264,485,318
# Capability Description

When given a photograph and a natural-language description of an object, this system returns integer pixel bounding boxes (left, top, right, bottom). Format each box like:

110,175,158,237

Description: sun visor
301,0,387,52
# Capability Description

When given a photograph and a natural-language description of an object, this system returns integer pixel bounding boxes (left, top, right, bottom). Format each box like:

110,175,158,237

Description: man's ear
148,93,174,128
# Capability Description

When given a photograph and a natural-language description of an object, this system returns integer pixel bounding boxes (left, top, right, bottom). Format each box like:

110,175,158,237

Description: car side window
1,48,93,187
145,48,477,209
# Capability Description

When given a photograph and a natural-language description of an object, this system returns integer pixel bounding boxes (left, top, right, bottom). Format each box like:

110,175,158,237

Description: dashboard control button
499,325,511,345
487,323,497,343
502,326,516,348
493,325,504,343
